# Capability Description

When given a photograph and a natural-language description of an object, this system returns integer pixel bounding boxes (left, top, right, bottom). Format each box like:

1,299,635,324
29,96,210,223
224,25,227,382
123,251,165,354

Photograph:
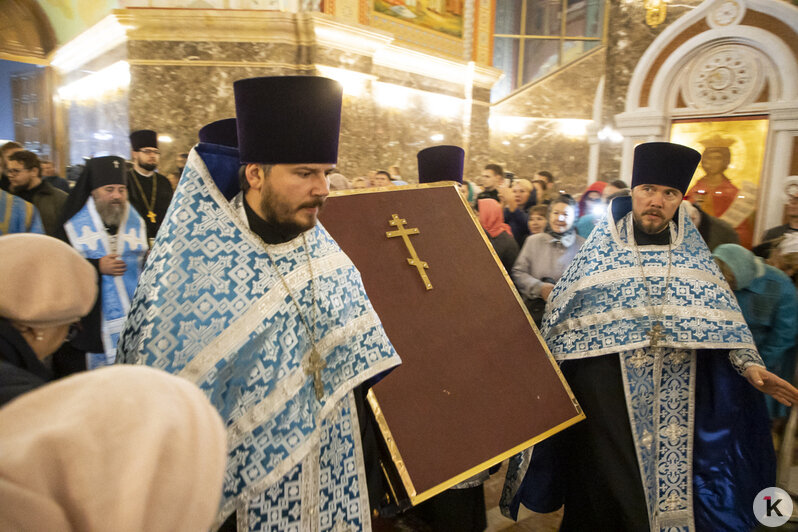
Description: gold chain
130,170,157,218
262,233,326,400
633,236,672,348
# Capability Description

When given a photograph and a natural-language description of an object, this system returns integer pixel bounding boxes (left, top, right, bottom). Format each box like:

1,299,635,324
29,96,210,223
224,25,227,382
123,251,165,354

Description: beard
259,185,325,236
138,161,157,172
95,200,125,227
634,209,669,234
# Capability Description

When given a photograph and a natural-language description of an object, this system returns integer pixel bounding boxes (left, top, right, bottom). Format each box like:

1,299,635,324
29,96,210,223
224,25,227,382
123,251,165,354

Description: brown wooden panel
320,183,582,504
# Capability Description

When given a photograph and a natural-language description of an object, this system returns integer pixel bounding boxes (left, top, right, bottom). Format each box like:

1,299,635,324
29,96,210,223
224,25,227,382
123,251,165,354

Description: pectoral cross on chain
146,211,157,224
647,322,665,347
305,346,327,400
386,213,433,290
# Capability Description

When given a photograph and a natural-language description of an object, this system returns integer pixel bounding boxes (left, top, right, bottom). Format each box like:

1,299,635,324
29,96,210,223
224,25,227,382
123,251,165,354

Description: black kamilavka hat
631,142,701,195
130,130,158,151
234,76,343,164
417,145,465,184
199,118,238,148
57,156,128,237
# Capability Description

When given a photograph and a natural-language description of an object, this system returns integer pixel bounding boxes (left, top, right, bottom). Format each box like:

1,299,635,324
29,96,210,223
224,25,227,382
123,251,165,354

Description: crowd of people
1,75,798,531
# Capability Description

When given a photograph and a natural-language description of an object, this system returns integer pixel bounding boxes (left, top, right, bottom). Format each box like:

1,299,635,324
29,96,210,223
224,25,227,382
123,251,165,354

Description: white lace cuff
728,348,765,376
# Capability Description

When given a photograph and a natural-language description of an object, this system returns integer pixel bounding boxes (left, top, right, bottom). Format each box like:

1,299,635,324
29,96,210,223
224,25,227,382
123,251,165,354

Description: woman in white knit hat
0,365,227,531
0,233,97,406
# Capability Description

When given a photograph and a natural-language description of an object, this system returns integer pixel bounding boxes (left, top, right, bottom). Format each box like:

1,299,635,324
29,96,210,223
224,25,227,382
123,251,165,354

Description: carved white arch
612,0,798,237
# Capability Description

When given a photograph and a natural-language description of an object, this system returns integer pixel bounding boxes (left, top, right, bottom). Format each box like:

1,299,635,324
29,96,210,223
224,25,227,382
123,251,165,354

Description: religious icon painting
670,115,769,248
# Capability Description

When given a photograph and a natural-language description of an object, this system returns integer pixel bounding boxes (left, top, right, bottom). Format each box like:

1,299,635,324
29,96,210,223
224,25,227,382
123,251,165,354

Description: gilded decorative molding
116,9,310,44
474,0,492,65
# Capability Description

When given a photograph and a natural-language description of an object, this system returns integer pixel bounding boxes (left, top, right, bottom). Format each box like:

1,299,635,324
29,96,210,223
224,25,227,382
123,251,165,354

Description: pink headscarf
478,199,513,237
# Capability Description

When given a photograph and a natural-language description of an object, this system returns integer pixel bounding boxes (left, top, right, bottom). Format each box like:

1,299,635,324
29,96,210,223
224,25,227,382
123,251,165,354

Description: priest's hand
99,254,127,276
744,365,798,406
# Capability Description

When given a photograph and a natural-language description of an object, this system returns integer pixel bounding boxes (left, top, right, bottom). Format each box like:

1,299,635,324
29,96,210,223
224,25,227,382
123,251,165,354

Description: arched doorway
615,0,798,245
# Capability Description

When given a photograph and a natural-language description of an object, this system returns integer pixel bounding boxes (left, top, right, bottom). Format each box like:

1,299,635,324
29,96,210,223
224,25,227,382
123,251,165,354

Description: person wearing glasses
0,233,97,407
127,129,174,245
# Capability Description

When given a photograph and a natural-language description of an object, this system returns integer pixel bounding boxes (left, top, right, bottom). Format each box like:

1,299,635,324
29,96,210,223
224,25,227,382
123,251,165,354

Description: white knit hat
0,233,97,327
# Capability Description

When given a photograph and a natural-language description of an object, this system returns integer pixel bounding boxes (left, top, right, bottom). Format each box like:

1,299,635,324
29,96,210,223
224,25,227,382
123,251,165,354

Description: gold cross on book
386,213,433,290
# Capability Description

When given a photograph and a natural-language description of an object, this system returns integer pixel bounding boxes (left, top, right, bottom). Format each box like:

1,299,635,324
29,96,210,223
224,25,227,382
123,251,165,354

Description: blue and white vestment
65,197,146,368
503,197,774,531
118,144,401,530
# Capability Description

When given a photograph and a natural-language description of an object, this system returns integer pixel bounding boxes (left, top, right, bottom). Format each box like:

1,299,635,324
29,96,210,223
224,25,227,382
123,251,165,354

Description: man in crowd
683,199,739,251
535,170,559,202
118,76,400,531
601,178,628,201
0,141,22,191
127,129,173,245
757,176,798,258
167,151,188,189
40,159,70,192
55,156,147,373
0,189,43,235
477,163,503,202
6,150,66,236
371,169,393,187
503,142,798,530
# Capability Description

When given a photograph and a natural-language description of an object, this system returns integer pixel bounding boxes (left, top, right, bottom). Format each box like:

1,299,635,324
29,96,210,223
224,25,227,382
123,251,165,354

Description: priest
127,129,173,245
503,142,798,531
118,76,401,531
56,156,147,372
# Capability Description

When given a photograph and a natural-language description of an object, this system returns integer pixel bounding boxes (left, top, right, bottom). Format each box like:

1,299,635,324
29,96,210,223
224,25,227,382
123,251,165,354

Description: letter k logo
765,496,783,517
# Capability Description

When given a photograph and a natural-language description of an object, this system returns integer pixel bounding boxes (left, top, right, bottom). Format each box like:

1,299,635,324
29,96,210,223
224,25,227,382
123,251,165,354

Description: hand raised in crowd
540,282,555,301
99,254,127,276
745,365,798,406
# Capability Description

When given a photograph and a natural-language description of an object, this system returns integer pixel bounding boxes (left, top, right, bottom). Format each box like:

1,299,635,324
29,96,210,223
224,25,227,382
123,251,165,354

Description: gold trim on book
340,183,584,505
366,389,416,499
410,412,585,505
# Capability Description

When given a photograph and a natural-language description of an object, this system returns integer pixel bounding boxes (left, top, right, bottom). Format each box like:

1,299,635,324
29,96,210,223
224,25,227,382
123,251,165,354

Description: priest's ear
243,164,272,192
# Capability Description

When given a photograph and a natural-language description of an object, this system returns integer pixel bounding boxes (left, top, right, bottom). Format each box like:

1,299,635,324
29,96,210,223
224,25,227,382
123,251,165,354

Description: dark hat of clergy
631,142,701,196
234,76,343,164
57,155,128,232
199,118,238,148
417,145,465,184
86,155,127,190
130,129,158,151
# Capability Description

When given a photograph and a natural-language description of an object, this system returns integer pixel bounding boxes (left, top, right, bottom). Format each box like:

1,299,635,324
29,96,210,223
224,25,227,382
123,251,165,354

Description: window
492,0,605,101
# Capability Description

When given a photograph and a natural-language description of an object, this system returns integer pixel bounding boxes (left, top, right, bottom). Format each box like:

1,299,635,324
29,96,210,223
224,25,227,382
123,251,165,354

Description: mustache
298,198,325,210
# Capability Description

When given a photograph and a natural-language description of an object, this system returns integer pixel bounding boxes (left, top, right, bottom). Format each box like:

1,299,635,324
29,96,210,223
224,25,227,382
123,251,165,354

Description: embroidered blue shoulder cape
118,143,401,529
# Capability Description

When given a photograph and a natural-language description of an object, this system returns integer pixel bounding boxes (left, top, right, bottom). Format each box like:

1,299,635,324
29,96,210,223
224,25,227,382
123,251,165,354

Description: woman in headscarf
512,195,584,325
575,180,607,238
713,243,798,419
0,233,97,406
0,365,228,531
478,198,518,273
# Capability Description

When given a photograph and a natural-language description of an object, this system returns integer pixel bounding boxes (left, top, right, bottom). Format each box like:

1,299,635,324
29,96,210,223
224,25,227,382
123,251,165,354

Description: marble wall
486,50,605,194
597,0,704,181
56,9,499,181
